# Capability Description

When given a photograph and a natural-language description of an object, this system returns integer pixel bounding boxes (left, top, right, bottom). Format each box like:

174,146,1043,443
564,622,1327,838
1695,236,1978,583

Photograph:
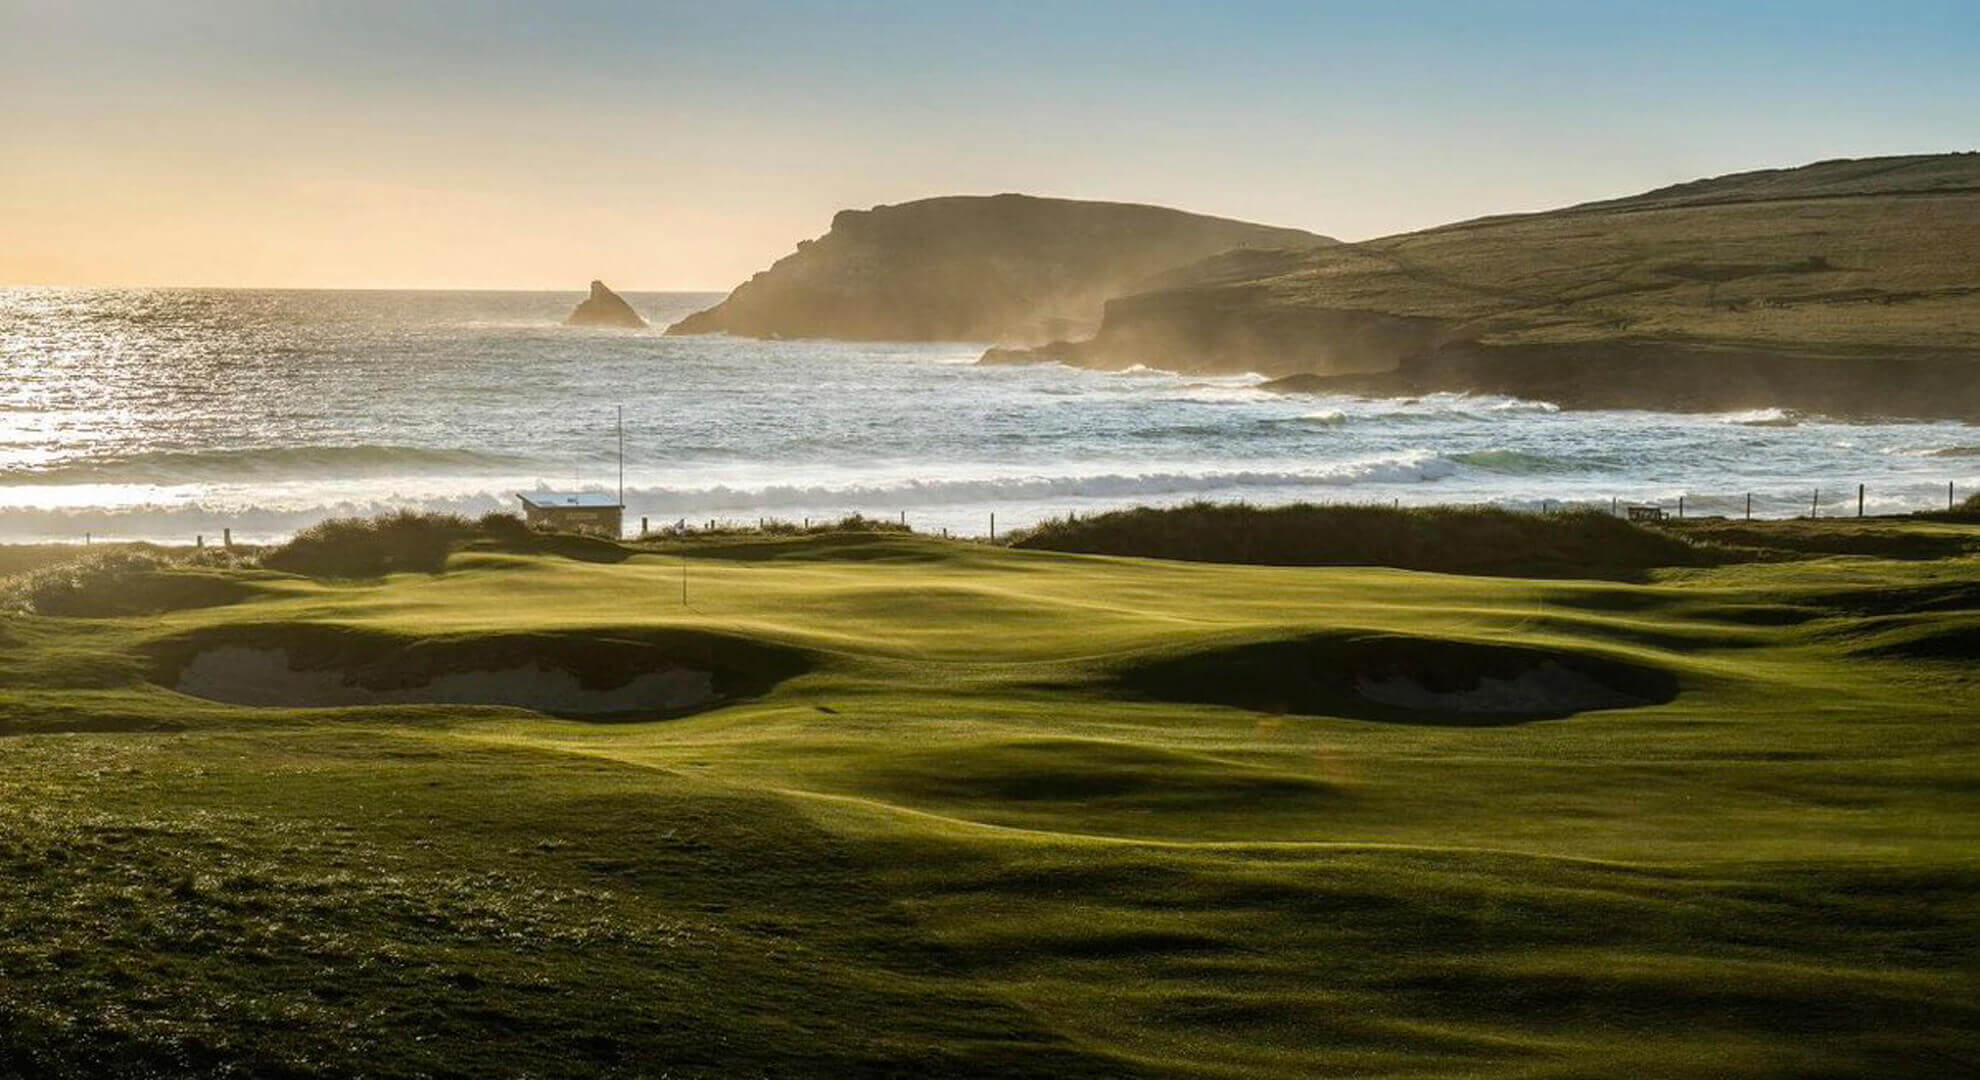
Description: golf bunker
1113,631,1678,724
156,626,809,718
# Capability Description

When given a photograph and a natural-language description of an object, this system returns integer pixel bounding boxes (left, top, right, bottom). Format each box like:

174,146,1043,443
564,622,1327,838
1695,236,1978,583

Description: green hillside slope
667,194,1332,345
989,153,1980,417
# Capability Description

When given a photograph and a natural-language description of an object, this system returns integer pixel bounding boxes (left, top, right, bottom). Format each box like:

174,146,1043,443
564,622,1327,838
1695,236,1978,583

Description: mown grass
1,515,1977,1076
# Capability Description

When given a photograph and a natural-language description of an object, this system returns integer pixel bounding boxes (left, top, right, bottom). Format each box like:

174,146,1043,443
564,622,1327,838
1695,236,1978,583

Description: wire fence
1572,480,1965,522
625,479,1973,542
97,480,1969,549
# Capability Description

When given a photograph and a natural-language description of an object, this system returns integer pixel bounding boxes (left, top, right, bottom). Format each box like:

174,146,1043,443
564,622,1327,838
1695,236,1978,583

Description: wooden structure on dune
516,492,624,538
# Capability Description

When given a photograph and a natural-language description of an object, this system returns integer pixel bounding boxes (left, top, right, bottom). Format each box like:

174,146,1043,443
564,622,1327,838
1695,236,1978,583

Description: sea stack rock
566,280,647,328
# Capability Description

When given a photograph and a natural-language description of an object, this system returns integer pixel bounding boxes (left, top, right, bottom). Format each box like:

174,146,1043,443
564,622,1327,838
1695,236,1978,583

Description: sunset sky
5,0,1977,290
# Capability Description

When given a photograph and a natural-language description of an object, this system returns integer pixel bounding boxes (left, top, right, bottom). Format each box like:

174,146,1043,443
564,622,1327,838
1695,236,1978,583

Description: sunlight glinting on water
2,286,1976,542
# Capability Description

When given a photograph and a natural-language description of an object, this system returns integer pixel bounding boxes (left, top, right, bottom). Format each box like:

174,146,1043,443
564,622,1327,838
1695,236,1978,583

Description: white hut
516,492,624,537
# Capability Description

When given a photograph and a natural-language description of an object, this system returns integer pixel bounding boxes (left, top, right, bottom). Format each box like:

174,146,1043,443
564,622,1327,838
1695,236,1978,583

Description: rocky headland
666,194,1332,345
985,154,1980,419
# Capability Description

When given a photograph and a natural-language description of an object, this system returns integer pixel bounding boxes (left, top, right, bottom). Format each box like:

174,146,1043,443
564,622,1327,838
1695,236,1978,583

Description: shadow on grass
1106,630,1680,725
147,623,813,720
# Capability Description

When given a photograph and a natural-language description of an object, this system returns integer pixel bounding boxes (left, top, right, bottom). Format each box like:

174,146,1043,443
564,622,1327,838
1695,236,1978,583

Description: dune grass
1667,514,1980,560
1,520,1976,1076
1010,501,1730,579
260,509,531,578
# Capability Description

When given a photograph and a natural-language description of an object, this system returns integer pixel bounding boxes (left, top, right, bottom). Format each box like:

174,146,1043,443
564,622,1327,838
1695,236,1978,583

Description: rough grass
0,548,258,617
2,525,1977,1076
1178,154,1980,358
1667,515,1980,560
1009,501,1726,579
638,512,915,539
261,510,494,578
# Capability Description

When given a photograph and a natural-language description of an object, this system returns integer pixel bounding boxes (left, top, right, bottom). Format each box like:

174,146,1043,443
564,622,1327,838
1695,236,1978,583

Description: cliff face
666,194,1332,345
985,286,1448,378
987,154,1980,419
565,281,647,328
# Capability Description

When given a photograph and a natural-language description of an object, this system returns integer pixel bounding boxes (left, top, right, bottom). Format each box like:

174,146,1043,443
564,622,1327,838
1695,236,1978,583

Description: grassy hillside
667,193,1332,346
991,154,1980,417
2,525,1978,1076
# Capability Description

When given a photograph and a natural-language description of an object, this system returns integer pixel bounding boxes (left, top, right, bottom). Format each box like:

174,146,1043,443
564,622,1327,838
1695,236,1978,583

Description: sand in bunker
1356,661,1647,714
175,646,715,715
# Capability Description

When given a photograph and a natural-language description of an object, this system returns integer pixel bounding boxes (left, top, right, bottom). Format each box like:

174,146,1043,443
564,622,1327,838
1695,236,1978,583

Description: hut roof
517,491,623,510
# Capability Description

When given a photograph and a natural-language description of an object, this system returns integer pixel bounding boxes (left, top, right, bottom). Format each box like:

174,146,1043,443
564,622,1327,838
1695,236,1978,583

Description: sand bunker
174,645,715,715
1356,660,1647,714
1113,632,1676,724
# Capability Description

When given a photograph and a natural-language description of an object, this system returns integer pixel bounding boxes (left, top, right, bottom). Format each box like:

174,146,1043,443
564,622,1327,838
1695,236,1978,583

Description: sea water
2,287,1975,542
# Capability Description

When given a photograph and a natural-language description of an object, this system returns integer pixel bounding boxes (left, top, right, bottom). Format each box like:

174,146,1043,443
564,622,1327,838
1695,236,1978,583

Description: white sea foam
1719,407,1801,427
2,287,1972,541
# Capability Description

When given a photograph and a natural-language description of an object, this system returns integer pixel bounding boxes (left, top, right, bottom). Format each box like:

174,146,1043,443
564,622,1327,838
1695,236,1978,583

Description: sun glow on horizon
4,1,1976,290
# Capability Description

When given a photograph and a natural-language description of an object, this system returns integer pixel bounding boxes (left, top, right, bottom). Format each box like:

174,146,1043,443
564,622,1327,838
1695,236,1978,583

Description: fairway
3,530,1977,1077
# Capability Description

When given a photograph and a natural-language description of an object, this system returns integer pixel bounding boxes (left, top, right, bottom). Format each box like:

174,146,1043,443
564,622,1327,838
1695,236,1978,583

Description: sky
3,1,1977,290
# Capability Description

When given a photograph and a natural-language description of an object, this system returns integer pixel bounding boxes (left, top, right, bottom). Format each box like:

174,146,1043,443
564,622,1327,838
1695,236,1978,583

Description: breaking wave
4,445,530,485
1449,449,1588,475
1719,407,1802,428
0,456,1466,541
633,456,1461,510
0,494,514,543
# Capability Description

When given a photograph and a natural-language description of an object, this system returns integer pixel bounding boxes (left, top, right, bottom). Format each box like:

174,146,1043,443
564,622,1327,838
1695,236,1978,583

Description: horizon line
0,283,733,294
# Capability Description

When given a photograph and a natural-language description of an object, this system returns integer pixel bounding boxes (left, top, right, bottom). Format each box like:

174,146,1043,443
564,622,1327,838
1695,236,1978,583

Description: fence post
1612,496,1619,516
84,531,91,546
196,534,204,549
640,516,648,536
222,527,232,549
1858,483,1865,518
1811,489,1820,518
1678,496,1684,519
1952,481,1957,512
990,512,996,542
1745,493,1752,520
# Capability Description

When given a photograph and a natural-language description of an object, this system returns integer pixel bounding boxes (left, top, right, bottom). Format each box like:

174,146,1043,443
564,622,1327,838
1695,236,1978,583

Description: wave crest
0,457,1463,541
3,445,530,485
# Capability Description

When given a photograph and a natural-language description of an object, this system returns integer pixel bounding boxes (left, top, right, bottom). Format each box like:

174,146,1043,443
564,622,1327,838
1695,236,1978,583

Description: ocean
2,287,1976,543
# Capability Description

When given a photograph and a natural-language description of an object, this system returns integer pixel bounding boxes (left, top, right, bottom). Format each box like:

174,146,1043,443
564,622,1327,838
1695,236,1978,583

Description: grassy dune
2,525,1978,1076
1010,502,1731,579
